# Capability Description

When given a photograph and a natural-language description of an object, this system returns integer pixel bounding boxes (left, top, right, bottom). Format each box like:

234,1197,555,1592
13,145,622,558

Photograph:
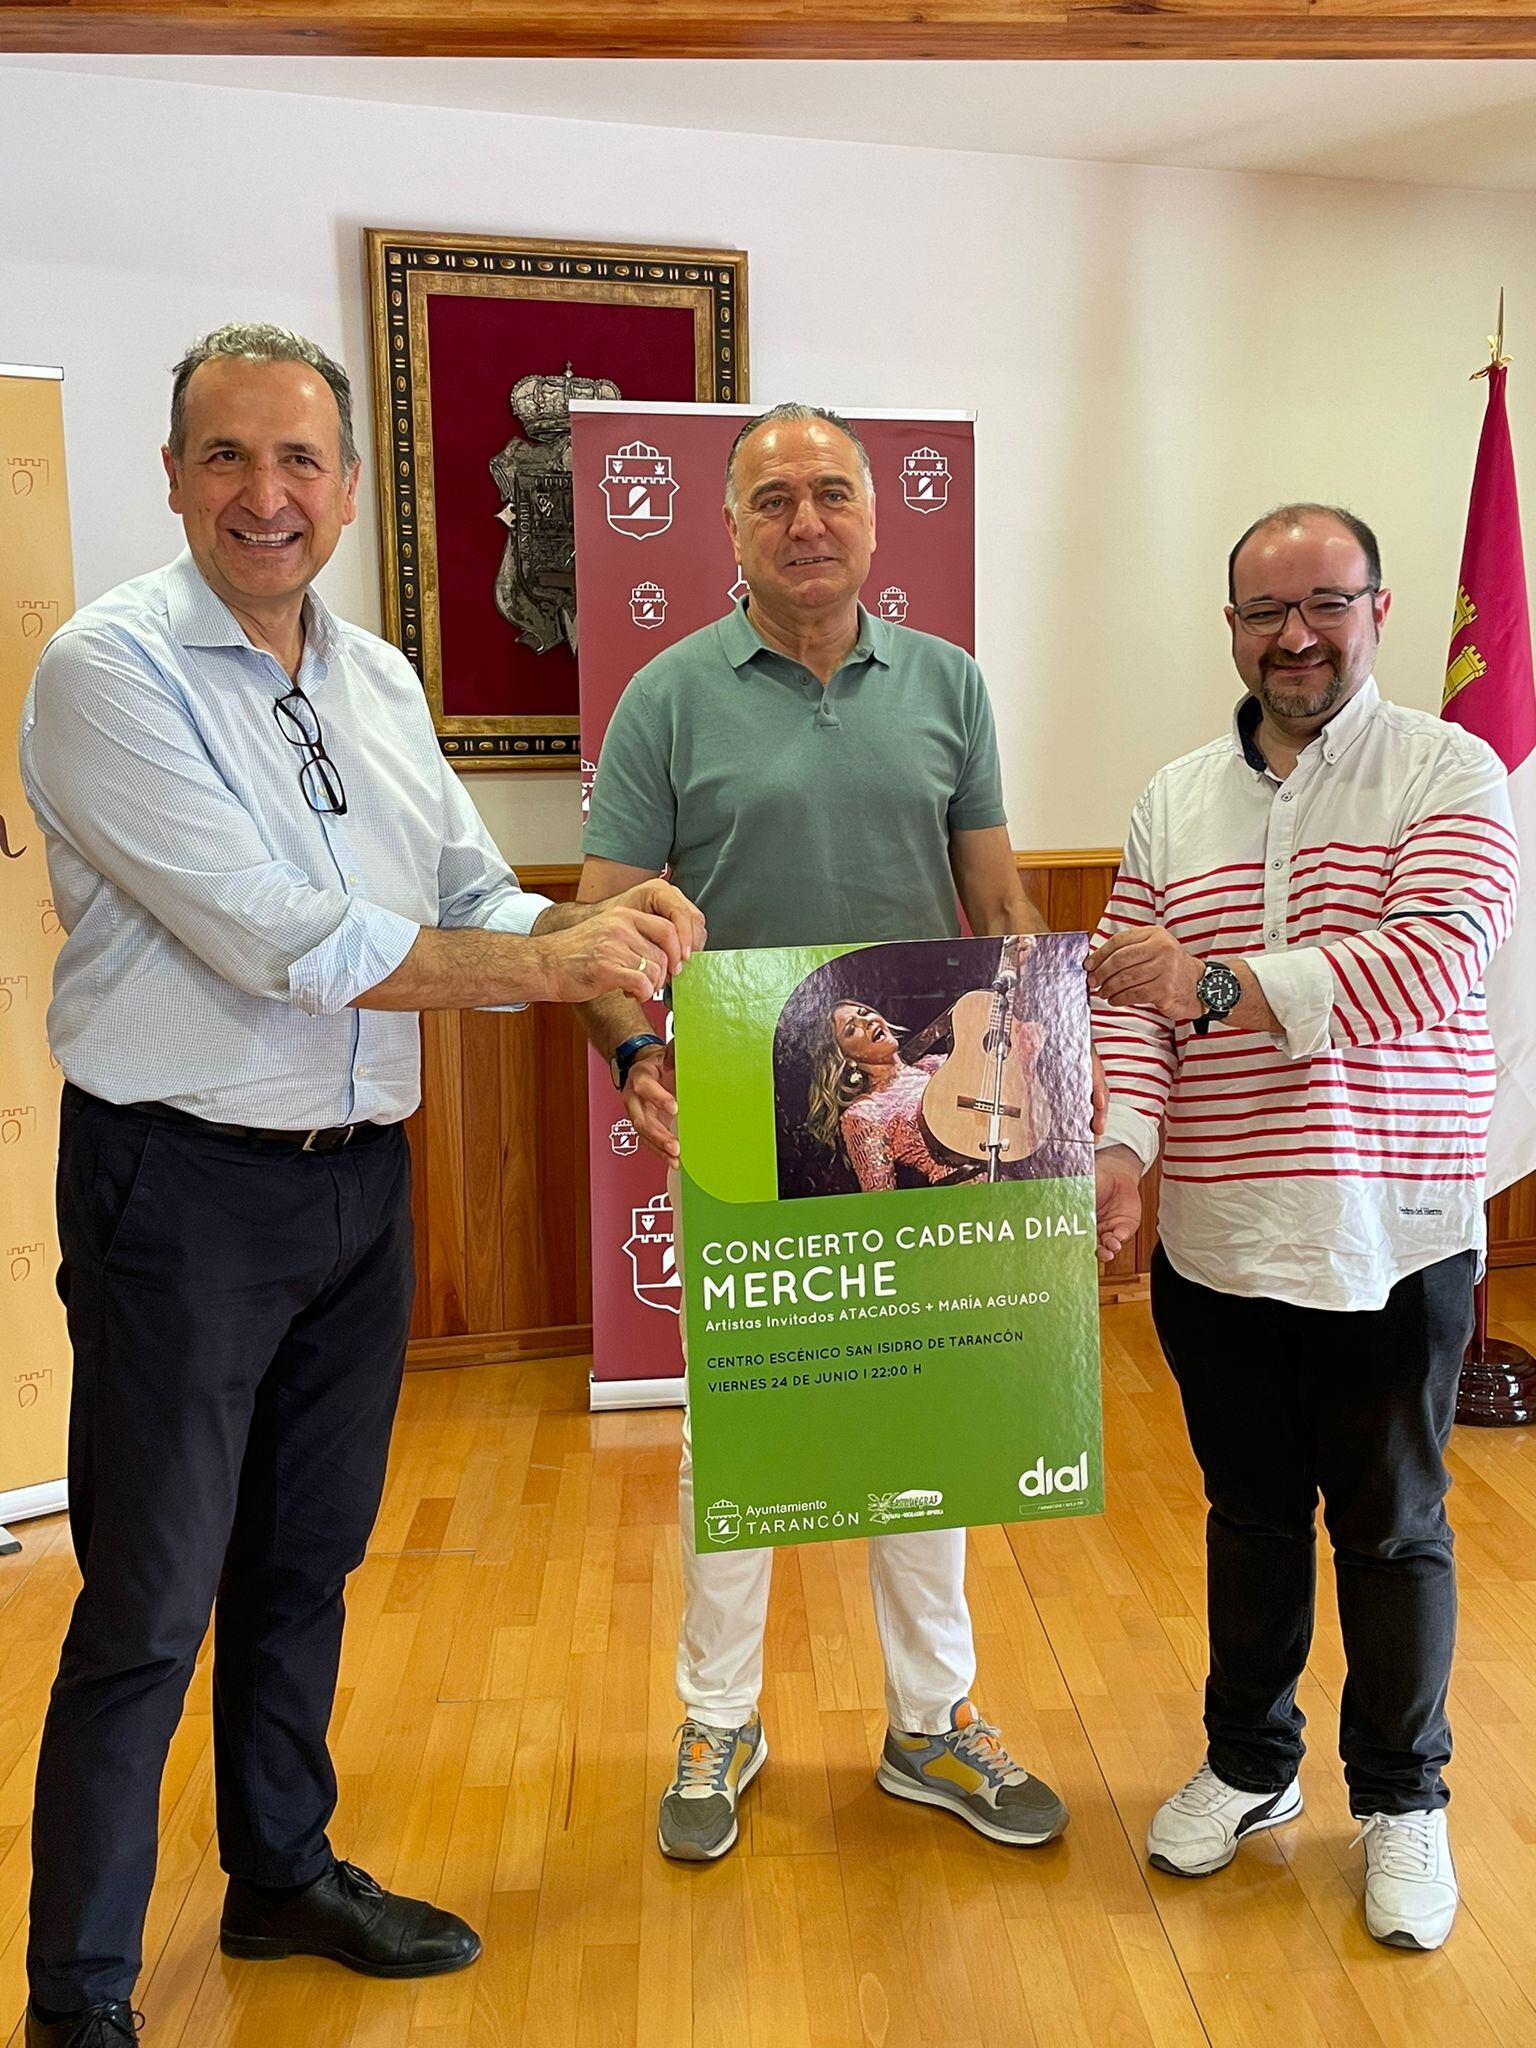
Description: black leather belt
132,1097,390,1154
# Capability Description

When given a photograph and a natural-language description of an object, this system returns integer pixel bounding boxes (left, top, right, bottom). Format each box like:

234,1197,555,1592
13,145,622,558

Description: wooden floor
4,1272,1536,2048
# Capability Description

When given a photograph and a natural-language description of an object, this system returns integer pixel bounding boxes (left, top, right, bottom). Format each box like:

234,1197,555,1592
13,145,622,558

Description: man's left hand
1088,927,1203,1022
623,1044,678,1165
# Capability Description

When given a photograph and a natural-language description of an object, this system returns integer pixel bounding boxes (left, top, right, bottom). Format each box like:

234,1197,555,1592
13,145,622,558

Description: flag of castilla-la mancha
1444,360,1536,1197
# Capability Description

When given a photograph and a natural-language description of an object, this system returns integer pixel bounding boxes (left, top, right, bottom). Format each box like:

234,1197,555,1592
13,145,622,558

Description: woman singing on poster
804,978,1048,1194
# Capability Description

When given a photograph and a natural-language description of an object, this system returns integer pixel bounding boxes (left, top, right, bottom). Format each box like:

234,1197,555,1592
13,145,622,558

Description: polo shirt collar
1232,675,1381,775
163,547,340,669
718,598,891,673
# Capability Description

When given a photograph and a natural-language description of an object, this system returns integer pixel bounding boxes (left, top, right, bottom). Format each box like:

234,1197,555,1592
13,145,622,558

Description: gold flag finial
1472,288,1512,380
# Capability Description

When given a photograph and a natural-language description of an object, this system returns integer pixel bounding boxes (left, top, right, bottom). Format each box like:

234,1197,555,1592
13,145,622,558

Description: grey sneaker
657,1713,767,1861
876,1698,1068,1845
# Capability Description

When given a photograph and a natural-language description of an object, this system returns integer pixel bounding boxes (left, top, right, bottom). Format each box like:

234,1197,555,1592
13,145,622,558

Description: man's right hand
534,900,688,1004
1094,1144,1142,1265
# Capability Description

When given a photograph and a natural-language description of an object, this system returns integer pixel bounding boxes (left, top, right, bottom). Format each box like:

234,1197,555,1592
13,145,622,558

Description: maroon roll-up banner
571,402,976,1407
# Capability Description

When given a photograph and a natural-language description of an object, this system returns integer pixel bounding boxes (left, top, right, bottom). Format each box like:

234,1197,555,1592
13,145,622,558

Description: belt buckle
301,1125,354,1154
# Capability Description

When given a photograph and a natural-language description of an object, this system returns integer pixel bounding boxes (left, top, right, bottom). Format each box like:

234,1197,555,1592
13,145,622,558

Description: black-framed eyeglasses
273,680,348,817
1232,587,1379,637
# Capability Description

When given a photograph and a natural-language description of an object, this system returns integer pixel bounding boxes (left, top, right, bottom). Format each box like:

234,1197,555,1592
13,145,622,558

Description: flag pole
1455,293,1536,1426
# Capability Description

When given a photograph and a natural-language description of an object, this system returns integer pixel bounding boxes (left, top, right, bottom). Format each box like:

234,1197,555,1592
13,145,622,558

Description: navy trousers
28,1086,415,2011
1150,1244,1475,1818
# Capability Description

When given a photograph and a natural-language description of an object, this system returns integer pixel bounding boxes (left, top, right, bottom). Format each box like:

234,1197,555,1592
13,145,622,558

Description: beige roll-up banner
0,365,73,1542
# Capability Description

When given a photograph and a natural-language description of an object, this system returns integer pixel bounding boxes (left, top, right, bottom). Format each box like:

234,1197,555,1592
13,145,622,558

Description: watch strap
611,1032,665,1090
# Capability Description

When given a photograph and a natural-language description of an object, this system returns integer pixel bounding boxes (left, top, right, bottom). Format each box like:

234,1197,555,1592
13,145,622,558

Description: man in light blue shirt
18,323,701,2048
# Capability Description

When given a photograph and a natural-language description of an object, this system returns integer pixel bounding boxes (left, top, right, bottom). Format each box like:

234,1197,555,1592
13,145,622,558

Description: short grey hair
168,322,359,470
724,402,873,511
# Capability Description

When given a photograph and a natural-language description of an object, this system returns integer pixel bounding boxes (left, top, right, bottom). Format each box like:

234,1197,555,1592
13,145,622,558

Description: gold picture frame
366,229,749,768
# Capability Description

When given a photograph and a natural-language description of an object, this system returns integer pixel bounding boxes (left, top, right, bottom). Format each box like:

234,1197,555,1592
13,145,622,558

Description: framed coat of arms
365,229,749,768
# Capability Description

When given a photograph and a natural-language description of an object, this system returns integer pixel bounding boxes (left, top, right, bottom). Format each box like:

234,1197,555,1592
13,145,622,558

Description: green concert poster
672,934,1104,1554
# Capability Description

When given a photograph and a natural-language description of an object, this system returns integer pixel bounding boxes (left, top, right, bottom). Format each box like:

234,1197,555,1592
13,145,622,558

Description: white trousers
668,1170,976,1734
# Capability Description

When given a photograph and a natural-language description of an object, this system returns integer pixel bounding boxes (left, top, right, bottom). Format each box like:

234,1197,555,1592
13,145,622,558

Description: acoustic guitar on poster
917,936,1050,1181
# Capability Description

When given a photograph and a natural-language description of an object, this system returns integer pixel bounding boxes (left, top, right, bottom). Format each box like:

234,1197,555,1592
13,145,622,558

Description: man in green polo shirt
577,401,1069,1864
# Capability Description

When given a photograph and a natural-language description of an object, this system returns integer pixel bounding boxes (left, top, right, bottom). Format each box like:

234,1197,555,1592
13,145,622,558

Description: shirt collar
717,598,890,674
1232,675,1382,775
162,547,339,669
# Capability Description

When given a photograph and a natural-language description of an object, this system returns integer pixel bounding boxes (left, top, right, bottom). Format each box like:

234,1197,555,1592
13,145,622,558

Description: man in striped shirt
1089,504,1518,1952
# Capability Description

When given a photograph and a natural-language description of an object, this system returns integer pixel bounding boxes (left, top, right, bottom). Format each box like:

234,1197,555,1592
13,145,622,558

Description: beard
1256,650,1347,723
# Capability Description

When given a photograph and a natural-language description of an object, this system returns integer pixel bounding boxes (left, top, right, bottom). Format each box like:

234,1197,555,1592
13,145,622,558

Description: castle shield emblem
629,581,668,630
877,585,910,624
623,1190,682,1313
901,447,951,515
601,443,679,540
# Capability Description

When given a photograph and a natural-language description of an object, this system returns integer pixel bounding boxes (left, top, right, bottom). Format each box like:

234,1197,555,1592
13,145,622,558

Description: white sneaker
1355,1809,1458,1950
1147,1761,1304,1877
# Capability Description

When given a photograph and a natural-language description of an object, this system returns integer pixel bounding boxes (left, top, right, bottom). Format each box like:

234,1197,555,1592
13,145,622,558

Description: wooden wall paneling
546,1002,593,1323
403,866,592,1370
523,867,590,1333
1015,866,1052,929
421,1008,468,1337
495,1004,541,1337
1491,1172,1536,1268
461,1006,507,1333
407,1073,433,1344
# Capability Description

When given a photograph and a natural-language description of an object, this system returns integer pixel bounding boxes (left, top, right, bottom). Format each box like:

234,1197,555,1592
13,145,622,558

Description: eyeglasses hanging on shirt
273,680,349,817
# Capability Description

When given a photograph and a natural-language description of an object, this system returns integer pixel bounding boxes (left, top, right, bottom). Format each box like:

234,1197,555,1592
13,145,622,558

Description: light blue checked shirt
20,551,552,1129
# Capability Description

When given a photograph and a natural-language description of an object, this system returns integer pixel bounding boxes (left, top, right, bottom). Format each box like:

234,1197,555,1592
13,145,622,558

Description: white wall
3,65,1533,863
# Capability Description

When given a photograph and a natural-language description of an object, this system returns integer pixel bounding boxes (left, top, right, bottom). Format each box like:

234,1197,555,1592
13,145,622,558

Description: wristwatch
610,1032,666,1090
1192,960,1242,1037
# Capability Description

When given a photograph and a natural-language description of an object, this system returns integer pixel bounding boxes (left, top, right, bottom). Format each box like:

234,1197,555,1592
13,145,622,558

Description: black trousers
29,1086,415,2011
1150,1244,1475,1818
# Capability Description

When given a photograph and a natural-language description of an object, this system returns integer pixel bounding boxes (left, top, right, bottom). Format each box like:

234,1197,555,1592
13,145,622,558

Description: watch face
1198,963,1242,1017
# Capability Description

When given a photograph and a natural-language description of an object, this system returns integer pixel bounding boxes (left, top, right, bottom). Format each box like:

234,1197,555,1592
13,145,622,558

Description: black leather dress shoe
220,1859,481,1978
25,2004,141,2047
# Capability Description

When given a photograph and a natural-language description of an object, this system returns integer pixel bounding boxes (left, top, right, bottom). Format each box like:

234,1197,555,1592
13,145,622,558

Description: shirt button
347,873,361,886
1268,930,1280,940
1280,791,1293,802
357,1066,369,1079
1272,860,1283,869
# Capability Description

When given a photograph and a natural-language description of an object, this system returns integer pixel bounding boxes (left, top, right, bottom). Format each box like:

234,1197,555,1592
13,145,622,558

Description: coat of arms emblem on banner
623,1191,682,1313
877,586,910,623
629,581,668,629
901,447,952,515
601,442,679,540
